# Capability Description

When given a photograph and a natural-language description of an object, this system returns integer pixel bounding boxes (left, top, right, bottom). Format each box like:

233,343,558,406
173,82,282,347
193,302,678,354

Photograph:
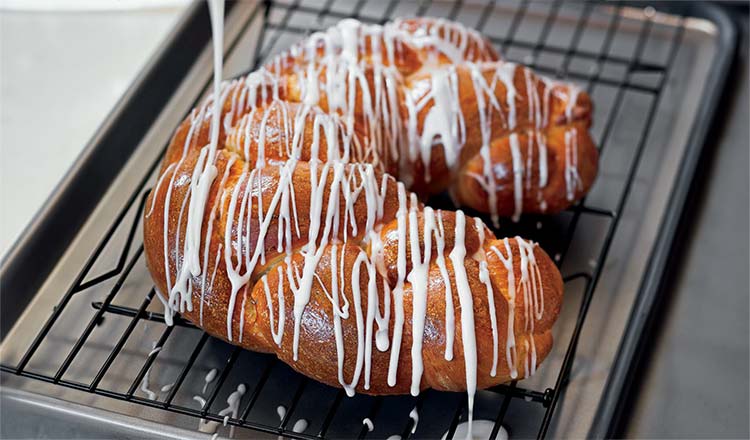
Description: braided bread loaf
144,17,596,397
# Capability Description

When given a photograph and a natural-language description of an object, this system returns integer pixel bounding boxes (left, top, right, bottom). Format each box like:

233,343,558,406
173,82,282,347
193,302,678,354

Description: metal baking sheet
0,1,735,438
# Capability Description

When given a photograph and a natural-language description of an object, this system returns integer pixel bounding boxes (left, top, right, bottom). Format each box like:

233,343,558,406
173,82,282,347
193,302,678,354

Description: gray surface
1,388,204,440
0,2,187,258
0,2,745,439
626,12,750,440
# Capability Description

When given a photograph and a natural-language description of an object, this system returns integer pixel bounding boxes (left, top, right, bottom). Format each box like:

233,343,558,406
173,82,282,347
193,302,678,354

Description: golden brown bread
143,17,593,396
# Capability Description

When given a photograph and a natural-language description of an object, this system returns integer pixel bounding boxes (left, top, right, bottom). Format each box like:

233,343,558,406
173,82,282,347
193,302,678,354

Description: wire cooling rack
0,1,732,439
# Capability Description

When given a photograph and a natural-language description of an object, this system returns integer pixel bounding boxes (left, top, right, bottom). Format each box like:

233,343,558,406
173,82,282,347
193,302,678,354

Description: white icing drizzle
147,345,162,357
217,383,246,438
490,237,546,379
167,0,226,324
203,368,218,394
495,63,518,130
435,211,455,361
564,128,582,201
387,183,409,387
491,239,518,380
449,210,477,434
146,162,176,218
193,395,207,409
414,67,465,182
468,63,500,227
261,267,286,346
194,377,216,436
218,383,246,420
408,199,433,396
363,418,374,432
140,369,157,400
292,419,308,433
200,156,235,327
444,420,508,440
474,218,499,377
156,11,563,440
327,244,366,397
565,85,581,122
508,133,524,222
463,62,559,225
140,341,161,400
199,420,219,435
409,406,419,434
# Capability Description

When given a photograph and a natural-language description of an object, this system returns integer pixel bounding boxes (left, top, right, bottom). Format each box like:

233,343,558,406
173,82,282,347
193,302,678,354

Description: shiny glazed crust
143,17,590,395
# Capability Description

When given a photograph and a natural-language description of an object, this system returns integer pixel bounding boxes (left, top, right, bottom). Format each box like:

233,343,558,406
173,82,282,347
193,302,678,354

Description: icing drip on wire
363,418,374,432
409,406,420,434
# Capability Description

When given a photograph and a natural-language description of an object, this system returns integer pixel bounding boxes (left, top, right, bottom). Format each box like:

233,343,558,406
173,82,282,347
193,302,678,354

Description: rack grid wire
1,1,687,438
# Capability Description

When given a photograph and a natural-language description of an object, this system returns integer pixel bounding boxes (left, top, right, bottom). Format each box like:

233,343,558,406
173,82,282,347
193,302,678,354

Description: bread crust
144,17,589,395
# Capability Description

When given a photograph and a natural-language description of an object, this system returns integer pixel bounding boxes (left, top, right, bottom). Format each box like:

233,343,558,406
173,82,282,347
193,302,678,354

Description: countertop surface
0,2,748,439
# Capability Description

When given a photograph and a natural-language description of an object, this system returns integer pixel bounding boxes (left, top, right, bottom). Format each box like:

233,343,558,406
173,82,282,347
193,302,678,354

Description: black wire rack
1,0,692,438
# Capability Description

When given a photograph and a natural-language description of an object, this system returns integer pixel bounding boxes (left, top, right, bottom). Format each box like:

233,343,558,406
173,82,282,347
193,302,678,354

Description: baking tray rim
588,2,738,438
0,1,739,437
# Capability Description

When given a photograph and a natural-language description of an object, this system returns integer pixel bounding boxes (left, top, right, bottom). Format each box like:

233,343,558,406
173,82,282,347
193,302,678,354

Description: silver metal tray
0,1,735,438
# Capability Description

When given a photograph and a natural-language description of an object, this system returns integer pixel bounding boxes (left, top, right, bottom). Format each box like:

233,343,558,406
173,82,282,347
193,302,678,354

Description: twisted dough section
144,18,574,395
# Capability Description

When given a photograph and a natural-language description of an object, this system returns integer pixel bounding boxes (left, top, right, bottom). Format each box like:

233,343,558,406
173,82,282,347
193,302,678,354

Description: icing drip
449,211,477,436
328,244,366,397
203,368,218,394
443,420,508,440
261,269,285,346
140,341,161,400
140,369,157,400
474,218,499,377
491,237,546,379
492,239,518,380
193,395,207,408
468,63,501,227
464,62,556,225
292,419,308,433
409,406,419,434
217,383,246,438
408,200,433,396
415,67,465,181
508,133,524,222
168,0,226,321
564,128,582,201
435,211,455,361
565,85,581,122
387,183,409,387
495,63,518,130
